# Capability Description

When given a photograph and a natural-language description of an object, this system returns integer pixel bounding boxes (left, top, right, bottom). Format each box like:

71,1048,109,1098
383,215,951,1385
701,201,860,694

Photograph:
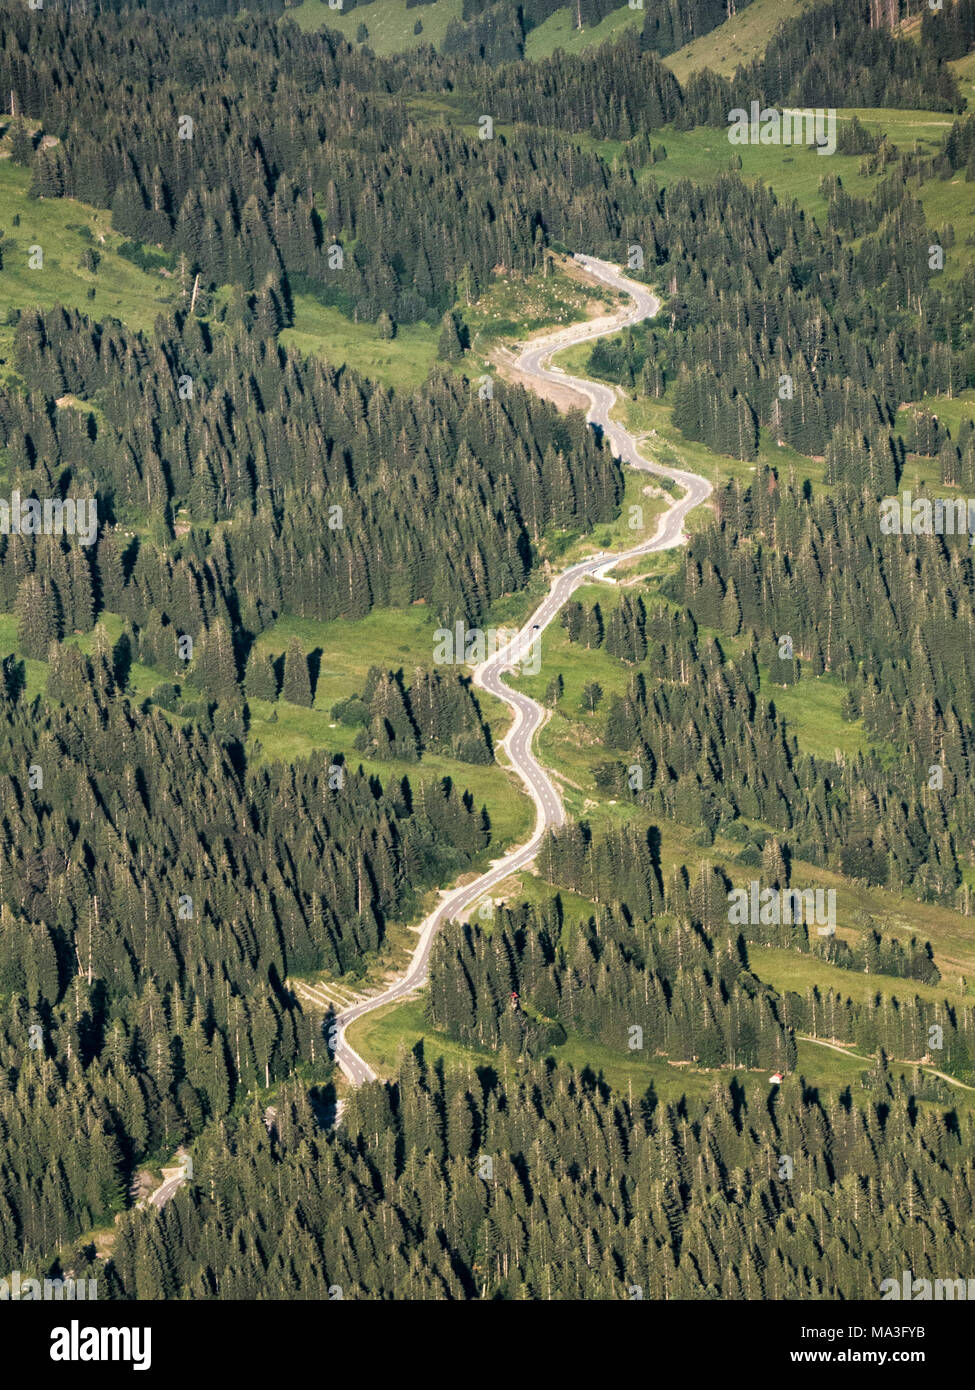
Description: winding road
333,255,713,1086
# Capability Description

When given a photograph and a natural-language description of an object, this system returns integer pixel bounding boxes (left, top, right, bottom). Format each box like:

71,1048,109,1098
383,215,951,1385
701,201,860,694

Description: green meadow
758,665,873,761
0,602,535,846
0,156,179,372
749,944,972,1012
345,914,974,1105
282,0,816,78
951,48,975,100
898,393,975,438
345,989,824,1105
286,0,463,50
280,295,441,389
663,0,820,82
523,5,641,60
0,609,175,704
241,609,536,845
623,110,975,282
466,258,618,351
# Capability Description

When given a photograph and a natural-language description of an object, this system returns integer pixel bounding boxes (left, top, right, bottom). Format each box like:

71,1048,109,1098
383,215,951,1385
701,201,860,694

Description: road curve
333,255,712,1086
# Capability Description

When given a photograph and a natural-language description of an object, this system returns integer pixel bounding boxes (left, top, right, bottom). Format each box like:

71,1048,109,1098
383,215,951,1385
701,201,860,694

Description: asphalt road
149,1172,185,1208
148,1151,192,1209
333,254,712,1087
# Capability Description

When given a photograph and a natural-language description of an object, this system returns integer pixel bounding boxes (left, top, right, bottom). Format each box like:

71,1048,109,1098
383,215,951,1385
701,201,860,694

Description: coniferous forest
1,0,975,1339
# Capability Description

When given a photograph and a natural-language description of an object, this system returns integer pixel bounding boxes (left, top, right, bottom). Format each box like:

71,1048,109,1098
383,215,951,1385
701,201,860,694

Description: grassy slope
284,0,807,68
0,158,180,372
750,944,970,1011
0,601,535,847
619,111,974,279
286,0,463,50
346,962,970,1105
280,296,440,389
524,5,641,59
281,258,617,389
245,609,533,844
287,0,641,58
663,0,819,82
0,610,169,703
346,991,797,1101
951,48,975,100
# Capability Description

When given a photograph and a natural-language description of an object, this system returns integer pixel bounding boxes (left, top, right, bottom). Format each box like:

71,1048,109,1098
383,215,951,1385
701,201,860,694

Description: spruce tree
437,312,464,361
10,124,34,167
245,647,279,702
15,574,60,661
281,638,313,707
